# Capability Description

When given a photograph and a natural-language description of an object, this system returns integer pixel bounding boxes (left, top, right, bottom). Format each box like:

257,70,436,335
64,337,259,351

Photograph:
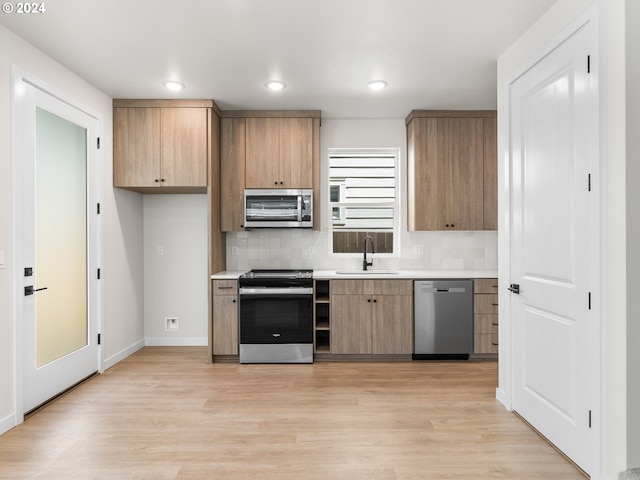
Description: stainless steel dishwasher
413,279,473,360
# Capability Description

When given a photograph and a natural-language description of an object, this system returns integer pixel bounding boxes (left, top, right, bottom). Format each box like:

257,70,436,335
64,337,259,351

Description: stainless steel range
238,269,313,364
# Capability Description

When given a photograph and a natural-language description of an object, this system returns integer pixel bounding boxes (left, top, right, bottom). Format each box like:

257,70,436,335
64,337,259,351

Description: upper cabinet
113,99,218,193
406,110,497,231
220,110,321,231
245,116,314,188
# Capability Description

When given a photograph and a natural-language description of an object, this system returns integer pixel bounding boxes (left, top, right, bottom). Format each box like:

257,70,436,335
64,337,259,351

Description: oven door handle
239,287,313,295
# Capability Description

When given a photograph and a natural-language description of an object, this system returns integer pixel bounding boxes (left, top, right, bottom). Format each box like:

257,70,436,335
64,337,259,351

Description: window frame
327,147,401,257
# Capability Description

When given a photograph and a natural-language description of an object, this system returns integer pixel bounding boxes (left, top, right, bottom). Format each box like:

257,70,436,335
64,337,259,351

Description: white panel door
509,23,596,474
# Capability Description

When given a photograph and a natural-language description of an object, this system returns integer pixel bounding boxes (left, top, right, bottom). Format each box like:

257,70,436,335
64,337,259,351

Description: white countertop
210,271,245,280
312,269,497,279
211,270,497,280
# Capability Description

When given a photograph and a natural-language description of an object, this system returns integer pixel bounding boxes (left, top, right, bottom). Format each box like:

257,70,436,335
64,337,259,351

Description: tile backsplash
225,229,497,272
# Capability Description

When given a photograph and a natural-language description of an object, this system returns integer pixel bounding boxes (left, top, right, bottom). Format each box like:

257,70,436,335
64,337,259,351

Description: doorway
13,73,101,416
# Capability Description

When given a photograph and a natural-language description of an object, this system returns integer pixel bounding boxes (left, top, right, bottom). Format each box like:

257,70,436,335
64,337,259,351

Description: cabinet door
245,117,279,188
483,117,498,230
279,117,313,188
212,293,238,355
331,295,372,354
113,107,161,187
221,117,247,231
372,295,412,354
161,108,208,187
437,117,484,230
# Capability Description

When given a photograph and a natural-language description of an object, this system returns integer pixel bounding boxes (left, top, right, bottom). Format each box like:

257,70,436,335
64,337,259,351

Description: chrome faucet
363,235,375,271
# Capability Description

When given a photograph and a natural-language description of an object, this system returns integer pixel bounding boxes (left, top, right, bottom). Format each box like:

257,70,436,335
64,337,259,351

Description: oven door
239,288,313,345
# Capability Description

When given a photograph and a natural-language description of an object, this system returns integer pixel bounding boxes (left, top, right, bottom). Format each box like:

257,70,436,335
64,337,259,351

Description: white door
509,22,597,474
20,81,100,413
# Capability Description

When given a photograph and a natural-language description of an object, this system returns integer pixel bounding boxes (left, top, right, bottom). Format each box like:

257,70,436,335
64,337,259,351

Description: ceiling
1,0,557,119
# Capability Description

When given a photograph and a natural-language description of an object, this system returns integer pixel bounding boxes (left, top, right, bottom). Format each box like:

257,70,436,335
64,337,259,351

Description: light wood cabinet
212,280,238,355
331,280,412,355
220,111,321,231
473,278,499,354
113,100,212,193
245,117,314,189
220,117,246,231
406,110,497,231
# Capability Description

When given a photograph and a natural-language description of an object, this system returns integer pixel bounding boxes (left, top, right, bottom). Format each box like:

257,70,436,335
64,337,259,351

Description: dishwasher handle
418,286,467,293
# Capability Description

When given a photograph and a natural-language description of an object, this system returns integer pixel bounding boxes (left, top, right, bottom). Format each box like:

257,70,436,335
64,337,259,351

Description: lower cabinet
331,280,412,355
474,278,499,354
212,280,238,355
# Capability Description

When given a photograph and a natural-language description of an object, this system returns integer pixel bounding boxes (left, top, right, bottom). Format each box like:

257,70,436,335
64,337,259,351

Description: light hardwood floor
0,347,586,479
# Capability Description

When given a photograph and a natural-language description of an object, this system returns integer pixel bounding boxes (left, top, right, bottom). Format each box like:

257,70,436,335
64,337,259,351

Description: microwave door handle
297,195,302,222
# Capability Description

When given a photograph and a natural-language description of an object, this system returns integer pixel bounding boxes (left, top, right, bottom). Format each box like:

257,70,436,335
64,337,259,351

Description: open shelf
314,280,330,353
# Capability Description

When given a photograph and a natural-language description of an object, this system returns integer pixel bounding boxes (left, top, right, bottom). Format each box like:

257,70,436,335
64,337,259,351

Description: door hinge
98,333,101,345
97,203,100,214
97,137,101,149
589,410,592,428
97,268,101,280
588,173,591,192
588,292,592,310
587,55,591,73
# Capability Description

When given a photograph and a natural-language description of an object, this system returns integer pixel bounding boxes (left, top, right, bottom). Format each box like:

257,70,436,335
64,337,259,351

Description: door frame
11,66,104,425
497,3,601,476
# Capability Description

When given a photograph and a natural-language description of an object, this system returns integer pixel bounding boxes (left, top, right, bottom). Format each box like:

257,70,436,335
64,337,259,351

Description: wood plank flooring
0,347,586,479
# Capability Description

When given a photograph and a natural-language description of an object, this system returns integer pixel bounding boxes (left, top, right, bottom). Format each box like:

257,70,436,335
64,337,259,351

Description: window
328,148,399,254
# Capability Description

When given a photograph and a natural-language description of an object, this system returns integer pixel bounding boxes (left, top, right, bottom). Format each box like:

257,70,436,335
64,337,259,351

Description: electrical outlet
231,246,239,256
165,317,179,331
308,246,315,256
157,246,164,256
413,245,425,255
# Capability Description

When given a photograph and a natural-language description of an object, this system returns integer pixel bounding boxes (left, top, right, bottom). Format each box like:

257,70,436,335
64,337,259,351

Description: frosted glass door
35,107,87,367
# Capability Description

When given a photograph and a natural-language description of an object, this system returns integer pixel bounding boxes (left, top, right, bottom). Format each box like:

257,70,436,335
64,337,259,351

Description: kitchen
0,1,638,479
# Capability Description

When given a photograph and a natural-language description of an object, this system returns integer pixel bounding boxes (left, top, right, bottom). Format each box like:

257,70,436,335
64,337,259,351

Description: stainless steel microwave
244,189,313,228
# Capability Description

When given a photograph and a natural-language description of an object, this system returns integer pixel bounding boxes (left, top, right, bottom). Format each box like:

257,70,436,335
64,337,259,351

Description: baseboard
0,412,17,436
496,387,510,409
144,337,207,347
102,339,145,371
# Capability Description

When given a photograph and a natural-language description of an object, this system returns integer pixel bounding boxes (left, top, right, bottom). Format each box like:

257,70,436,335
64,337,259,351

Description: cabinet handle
491,342,499,346
154,179,160,183
160,178,166,183
492,303,498,306
217,286,234,290
367,299,371,303
232,299,236,303
492,322,498,326
373,299,377,303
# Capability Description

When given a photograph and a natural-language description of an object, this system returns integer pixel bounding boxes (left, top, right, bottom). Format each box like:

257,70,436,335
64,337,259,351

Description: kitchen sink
335,270,399,275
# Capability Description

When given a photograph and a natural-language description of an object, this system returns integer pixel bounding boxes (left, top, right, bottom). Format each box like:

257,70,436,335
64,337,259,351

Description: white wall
143,195,208,345
497,0,635,477
225,118,498,272
0,24,145,434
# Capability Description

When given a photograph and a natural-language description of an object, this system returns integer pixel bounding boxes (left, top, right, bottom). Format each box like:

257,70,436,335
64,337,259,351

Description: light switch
0,250,5,269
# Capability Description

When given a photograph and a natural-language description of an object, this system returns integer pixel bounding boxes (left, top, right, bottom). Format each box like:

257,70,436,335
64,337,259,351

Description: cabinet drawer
474,314,498,334
474,294,498,314
474,333,498,354
213,280,238,295
475,278,498,294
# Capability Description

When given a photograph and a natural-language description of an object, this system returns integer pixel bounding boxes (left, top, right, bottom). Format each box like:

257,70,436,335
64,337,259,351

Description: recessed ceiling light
163,81,185,91
366,80,388,91
265,80,287,91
